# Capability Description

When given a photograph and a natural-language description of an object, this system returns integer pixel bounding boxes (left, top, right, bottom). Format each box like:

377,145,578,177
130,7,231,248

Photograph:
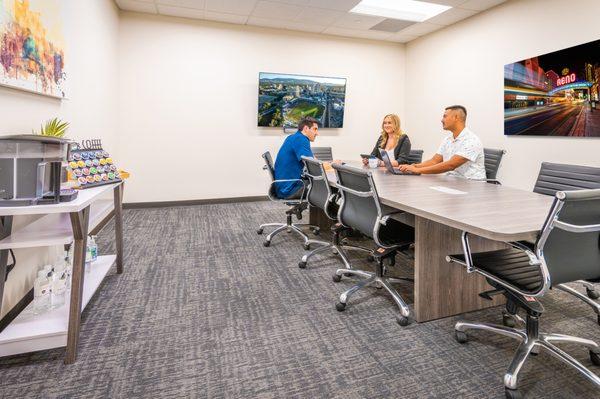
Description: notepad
429,186,467,195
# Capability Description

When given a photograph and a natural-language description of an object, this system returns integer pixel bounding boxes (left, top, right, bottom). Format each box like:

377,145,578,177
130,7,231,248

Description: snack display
67,145,121,189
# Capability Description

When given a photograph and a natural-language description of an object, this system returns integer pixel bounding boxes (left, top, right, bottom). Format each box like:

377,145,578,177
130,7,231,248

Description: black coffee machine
0,135,76,206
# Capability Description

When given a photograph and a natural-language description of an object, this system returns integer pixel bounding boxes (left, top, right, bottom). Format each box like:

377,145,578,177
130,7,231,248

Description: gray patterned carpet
0,201,599,398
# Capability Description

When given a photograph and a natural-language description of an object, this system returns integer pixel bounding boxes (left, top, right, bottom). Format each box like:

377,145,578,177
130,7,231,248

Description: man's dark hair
298,116,319,132
445,105,467,121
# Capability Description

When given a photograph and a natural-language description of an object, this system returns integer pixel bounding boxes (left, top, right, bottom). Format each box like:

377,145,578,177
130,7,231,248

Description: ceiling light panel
350,0,451,22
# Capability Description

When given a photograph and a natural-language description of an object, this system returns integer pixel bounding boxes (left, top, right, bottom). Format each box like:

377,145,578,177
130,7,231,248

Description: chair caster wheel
586,287,600,300
336,302,346,312
396,315,410,326
303,243,310,250
263,240,270,247
257,228,263,235
455,330,468,344
332,274,342,283
505,388,522,399
312,228,320,236
502,314,516,328
367,255,374,262
298,261,307,269
591,350,600,366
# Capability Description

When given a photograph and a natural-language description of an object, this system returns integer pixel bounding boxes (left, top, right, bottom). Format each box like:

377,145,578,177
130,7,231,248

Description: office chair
298,156,372,270
257,151,319,247
331,164,415,326
529,162,600,324
483,148,506,184
311,147,333,162
447,188,600,398
406,149,424,165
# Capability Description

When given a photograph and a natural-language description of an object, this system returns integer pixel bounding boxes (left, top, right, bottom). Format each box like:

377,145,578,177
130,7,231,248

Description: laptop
379,149,420,175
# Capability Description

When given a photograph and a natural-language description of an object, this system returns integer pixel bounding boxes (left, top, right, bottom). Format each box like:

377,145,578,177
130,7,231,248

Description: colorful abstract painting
0,0,66,98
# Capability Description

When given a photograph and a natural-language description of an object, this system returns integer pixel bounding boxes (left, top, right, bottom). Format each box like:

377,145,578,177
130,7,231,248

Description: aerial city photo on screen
504,38,600,137
258,72,346,128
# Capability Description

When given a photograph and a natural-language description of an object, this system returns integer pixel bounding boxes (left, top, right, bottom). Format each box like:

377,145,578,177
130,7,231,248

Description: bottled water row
32,236,99,314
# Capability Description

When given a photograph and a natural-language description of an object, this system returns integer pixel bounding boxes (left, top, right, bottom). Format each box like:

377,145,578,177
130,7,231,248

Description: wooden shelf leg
114,183,124,275
0,216,14,314
65,206,90,365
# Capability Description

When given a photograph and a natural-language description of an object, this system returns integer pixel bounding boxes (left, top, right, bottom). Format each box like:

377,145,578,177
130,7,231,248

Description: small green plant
38,118,69,137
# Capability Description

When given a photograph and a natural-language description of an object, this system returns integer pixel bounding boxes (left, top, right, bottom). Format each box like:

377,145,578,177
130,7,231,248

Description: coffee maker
0,135,74,206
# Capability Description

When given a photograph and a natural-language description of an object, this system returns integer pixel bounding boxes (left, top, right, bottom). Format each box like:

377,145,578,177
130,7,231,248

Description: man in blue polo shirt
274,116,319,199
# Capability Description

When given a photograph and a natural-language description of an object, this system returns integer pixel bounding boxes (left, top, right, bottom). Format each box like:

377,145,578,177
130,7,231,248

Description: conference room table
313,161,554,323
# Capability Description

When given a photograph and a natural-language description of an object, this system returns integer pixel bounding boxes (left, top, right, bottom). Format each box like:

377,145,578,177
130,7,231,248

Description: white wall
405,0,600,190
0,0,120,317
118,13,406,203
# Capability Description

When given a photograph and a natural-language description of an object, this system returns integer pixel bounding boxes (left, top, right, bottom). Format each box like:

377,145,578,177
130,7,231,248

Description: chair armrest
379,210,405,225
508,241,540,265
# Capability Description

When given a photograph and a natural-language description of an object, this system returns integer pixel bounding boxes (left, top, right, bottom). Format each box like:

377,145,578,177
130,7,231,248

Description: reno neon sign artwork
556,73,577,86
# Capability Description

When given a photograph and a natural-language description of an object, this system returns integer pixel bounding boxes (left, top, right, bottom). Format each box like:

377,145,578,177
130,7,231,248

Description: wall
0,0,120,317
405,0,600,190
118,13,406,203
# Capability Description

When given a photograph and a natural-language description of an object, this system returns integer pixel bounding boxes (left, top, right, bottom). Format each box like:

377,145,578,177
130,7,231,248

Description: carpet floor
0,201,599,398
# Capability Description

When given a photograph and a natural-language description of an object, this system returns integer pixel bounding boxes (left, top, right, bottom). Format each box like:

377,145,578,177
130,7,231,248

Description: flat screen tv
504,38,600,137
258,72,346,128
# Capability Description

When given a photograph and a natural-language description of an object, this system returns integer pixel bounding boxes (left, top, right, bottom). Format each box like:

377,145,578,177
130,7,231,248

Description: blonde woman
362,114,411,167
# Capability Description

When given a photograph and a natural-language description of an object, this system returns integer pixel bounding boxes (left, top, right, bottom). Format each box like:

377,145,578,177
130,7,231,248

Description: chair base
557,283,600,325
455,314,600,393
299,240,372,270
333,256,412,325
258,210,318,247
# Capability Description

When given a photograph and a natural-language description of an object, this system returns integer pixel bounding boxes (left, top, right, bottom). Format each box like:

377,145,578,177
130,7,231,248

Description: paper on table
429,186,467,195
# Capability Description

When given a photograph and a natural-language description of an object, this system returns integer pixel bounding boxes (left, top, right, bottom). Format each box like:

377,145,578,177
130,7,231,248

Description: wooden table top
325,161,553,242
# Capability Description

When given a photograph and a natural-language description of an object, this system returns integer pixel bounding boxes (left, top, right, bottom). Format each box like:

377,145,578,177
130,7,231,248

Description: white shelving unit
0,182,124,363
0,255,115,356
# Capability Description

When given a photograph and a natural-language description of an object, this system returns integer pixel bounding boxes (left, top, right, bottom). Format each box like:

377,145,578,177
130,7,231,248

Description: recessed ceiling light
350,0,451,22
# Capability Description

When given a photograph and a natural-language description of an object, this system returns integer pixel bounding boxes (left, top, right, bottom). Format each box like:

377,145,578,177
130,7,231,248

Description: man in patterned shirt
398,105,485,179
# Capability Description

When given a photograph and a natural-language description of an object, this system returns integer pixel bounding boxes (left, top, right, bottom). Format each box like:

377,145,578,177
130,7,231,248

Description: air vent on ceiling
369,18,415,33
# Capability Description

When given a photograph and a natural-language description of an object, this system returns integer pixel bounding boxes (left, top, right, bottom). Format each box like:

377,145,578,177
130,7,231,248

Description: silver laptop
379,149,420,175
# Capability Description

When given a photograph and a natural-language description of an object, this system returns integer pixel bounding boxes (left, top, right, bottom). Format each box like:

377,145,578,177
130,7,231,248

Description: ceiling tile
459,0,506,11
204,10,249,24
268,0,311,5
332,12,385,30
205,0,259,15
385,33,419,43
252,1,305,21
308,0,361,12
156,0,206,10
157,5,205,19
425,7,477,25
421,0,468,6
247,16,325,33
323,26,393,40
293,7,345,26
397,22,444,36
370,19,415,33
115,0,158,13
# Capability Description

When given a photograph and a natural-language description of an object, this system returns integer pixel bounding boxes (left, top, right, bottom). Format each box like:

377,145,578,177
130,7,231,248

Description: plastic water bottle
89,236,98,262
50,263,67,308
33,270,51,313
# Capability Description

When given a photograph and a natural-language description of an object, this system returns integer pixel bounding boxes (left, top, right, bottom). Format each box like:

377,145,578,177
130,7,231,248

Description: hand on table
398,164,418,173
362,157,369,166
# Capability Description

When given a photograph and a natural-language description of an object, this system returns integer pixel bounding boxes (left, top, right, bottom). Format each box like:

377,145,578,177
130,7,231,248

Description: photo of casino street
258,73,346,128
504,39,600,136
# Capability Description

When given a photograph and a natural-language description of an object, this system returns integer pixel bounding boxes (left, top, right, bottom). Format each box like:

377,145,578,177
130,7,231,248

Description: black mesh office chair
447,189,600,397
483,148,506,184
406,149,423,165
298,157,372,269
529,162,600,324
257,151,319,247
311,147,333,162
331,164,415,326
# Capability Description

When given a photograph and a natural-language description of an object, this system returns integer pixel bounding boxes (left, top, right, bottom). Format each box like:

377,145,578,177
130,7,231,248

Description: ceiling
114,0,507,43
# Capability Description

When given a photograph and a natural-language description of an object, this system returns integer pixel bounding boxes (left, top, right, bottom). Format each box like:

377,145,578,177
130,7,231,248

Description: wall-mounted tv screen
258,72,346,128
504,38,600,137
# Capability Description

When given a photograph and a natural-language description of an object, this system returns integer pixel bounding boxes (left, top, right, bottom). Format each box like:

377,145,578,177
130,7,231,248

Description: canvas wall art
0,0,66,98
504,38,600,137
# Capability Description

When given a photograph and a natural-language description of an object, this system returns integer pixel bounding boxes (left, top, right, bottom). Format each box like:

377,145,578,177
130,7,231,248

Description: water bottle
89,236,98,262
33,270,51,313
50,262,67,308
